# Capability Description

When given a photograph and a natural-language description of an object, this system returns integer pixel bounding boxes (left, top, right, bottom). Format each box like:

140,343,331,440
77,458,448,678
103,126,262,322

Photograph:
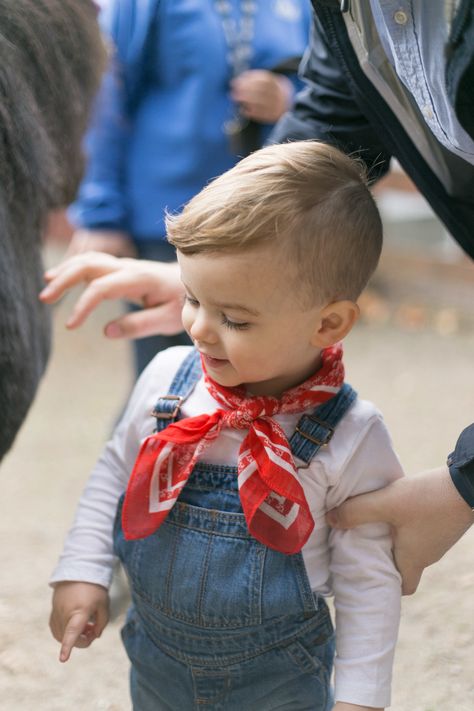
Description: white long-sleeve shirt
51,346,403,707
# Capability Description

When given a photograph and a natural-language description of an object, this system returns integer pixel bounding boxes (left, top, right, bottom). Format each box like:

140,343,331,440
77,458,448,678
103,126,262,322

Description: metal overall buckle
151,395,184,420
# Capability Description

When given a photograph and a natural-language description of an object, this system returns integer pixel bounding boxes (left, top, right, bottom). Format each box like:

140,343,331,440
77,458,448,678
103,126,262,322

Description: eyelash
184,295,199,306
184,295,249,330
221,315,250,331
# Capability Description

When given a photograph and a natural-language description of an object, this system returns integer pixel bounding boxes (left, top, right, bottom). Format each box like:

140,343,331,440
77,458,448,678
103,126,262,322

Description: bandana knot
224,403,271,429
122,344,344,554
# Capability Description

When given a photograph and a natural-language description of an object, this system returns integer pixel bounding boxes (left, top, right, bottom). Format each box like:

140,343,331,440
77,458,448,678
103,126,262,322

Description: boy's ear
310,300,360,348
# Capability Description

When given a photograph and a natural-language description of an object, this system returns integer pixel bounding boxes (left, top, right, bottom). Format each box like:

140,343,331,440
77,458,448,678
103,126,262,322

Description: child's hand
333,704,384,711
49,581,109,662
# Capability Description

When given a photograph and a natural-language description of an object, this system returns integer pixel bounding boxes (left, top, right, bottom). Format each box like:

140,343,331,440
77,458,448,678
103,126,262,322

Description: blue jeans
114,464,335,710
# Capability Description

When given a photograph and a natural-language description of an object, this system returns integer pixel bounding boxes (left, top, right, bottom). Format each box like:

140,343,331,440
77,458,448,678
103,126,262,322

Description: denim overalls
114,350,356,711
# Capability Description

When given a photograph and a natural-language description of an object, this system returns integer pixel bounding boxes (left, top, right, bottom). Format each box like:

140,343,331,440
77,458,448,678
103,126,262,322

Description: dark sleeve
447,424,474,508
269,11,392,182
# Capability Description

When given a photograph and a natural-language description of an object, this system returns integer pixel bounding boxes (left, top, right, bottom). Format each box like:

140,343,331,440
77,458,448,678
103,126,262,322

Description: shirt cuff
49,563,114,590
447,423,474,508
334,677,391,708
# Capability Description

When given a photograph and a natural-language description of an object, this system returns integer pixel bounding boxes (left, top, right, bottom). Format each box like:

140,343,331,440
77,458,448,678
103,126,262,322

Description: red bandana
122,344,344,554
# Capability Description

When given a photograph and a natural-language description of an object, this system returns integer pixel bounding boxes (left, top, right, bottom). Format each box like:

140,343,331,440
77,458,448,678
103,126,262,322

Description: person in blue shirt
68,0,310,374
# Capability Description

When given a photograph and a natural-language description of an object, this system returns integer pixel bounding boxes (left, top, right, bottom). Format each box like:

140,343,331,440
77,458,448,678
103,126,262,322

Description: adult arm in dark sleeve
270,11,392,183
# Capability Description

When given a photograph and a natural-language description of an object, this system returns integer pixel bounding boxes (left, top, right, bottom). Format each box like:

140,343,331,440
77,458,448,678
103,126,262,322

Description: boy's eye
184,294,199,306
221,315,250,331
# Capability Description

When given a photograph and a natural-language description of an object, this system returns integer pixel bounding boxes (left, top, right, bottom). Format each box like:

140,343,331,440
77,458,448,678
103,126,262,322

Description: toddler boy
50,141,403,710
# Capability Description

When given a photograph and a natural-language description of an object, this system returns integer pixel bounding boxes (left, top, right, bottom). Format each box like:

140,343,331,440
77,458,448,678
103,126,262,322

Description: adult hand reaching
326,466,474,595
39,252,184,339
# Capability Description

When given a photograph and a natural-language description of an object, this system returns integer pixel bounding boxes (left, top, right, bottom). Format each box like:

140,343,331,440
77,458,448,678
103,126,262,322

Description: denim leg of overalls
113,351,356,710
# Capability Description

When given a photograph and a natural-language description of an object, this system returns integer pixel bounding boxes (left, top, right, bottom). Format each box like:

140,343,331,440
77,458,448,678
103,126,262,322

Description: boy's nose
189,313,218,345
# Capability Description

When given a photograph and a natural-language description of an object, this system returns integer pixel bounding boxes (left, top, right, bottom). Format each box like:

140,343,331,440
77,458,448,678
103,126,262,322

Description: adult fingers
64,266,180,330
44,251,120,280
231,84,261,104
232,73,275,98
104,300,184,340
40,253,120,302
60,272,144,329
239,102,267,121
48,269,148,330
231,85,269,111
398,562,423,596
42,260,183,332
40,265,94,304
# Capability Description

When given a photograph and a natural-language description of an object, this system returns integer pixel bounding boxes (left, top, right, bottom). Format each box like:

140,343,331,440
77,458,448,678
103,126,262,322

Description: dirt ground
1,250,474,711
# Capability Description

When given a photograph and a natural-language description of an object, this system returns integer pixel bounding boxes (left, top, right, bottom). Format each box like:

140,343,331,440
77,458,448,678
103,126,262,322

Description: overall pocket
285,599,335,676
114,495,267,628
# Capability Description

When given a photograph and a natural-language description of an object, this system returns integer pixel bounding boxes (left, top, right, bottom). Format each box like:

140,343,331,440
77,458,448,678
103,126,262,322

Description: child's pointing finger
59,611,94,662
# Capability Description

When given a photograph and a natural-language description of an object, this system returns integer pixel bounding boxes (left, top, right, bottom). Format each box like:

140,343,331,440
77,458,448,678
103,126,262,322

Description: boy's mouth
200,353,229,369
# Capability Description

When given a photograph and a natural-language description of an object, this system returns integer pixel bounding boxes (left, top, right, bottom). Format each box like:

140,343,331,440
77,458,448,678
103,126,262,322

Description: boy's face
178,246,326,398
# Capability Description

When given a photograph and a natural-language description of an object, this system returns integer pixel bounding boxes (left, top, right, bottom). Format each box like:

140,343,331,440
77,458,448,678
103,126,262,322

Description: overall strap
289,382,357,465
151,349,202,432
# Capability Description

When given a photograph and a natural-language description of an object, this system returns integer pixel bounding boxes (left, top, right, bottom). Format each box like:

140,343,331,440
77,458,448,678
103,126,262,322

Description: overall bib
114,350,356,711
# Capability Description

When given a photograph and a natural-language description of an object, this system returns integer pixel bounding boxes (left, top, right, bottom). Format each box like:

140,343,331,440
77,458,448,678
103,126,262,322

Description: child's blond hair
167,141,382,306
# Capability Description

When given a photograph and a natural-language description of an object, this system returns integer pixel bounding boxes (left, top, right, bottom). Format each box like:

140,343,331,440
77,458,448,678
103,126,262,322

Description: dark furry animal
0,0,106,460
